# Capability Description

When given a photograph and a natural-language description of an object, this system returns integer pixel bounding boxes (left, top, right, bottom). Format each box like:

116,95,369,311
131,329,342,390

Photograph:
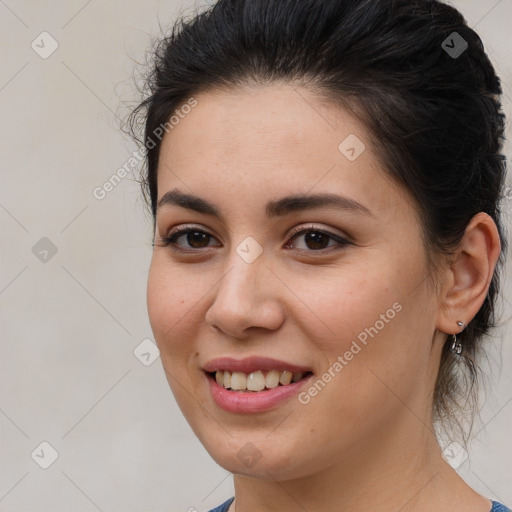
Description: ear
436,212,501,335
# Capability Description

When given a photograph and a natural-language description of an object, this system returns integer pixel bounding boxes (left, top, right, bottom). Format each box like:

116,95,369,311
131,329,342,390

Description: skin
146,84,501,512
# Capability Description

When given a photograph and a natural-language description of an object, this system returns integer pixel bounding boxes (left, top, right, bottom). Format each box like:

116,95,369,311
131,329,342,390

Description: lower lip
205,372,313,413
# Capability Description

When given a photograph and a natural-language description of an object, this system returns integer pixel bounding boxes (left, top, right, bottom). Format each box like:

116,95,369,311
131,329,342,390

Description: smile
202,356,314,413
211,369,309,392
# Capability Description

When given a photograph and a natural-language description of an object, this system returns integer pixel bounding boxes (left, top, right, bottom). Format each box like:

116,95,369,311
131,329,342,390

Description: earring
451,321,465,355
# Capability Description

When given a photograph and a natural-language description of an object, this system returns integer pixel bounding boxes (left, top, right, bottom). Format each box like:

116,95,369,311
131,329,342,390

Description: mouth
206,369,314,392
202,355,314,412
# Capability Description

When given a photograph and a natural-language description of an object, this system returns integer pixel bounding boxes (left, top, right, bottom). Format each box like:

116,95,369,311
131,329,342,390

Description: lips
202,356,314,413
202,355,313,374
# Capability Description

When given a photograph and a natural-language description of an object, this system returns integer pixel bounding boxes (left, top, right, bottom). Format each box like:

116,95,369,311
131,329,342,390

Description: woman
128,0,510,510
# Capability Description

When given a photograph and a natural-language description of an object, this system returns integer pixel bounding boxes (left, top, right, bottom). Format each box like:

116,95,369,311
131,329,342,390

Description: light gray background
0,1,511,511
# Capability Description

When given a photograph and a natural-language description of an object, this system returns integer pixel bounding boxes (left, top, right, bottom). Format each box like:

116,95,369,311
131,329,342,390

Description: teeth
230,372,246,390
265,370,280,389
292,372,304,383
223,371,231,388
279,370,292,385
247,371,265,391
213,369,307,392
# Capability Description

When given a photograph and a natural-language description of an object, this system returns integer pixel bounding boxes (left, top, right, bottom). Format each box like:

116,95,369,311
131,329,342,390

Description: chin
196,429,316,481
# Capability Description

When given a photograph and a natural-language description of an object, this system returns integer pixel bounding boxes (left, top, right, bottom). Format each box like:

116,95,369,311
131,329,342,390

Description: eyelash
154,224,351,253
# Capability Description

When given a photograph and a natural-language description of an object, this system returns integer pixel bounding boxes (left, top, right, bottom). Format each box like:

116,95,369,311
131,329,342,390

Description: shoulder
491,502,512,512
206,496,234,512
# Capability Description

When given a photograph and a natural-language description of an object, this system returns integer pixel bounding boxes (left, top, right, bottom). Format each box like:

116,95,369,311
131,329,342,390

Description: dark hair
127,0,508,440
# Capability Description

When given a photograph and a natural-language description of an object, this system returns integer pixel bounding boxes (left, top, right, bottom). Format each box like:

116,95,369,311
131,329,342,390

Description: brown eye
302,231,330,250
155,227,220,250
184,231,212,248
285,227,350,252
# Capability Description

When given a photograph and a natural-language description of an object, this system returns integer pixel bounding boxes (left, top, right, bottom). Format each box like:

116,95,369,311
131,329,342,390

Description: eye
154,224,351,253
284,225,350,252
154,225,220,250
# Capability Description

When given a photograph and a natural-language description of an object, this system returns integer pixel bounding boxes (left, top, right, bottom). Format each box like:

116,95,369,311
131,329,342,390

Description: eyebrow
156,188,374,220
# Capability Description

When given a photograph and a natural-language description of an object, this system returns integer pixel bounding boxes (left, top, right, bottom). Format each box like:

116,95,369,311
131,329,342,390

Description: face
147,84,442,480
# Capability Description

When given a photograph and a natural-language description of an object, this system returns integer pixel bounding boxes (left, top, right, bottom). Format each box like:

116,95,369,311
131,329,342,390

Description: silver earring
451,321,465,355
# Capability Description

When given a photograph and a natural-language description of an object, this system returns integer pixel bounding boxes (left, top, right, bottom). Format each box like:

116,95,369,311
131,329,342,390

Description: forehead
161,84,366,156
156,84,406,217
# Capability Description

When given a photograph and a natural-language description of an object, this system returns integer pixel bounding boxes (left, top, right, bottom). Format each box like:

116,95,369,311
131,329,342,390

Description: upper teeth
215,370,305,391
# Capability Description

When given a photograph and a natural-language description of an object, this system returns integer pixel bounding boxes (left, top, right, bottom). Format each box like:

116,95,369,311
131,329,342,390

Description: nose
205,250,286,339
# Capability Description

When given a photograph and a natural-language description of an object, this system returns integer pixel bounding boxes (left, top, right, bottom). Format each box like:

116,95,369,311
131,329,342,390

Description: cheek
146,259,206,413
304,259,433,413
291,258,403,353
147,263,175,340
297,249,431,394
146,258,197,357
